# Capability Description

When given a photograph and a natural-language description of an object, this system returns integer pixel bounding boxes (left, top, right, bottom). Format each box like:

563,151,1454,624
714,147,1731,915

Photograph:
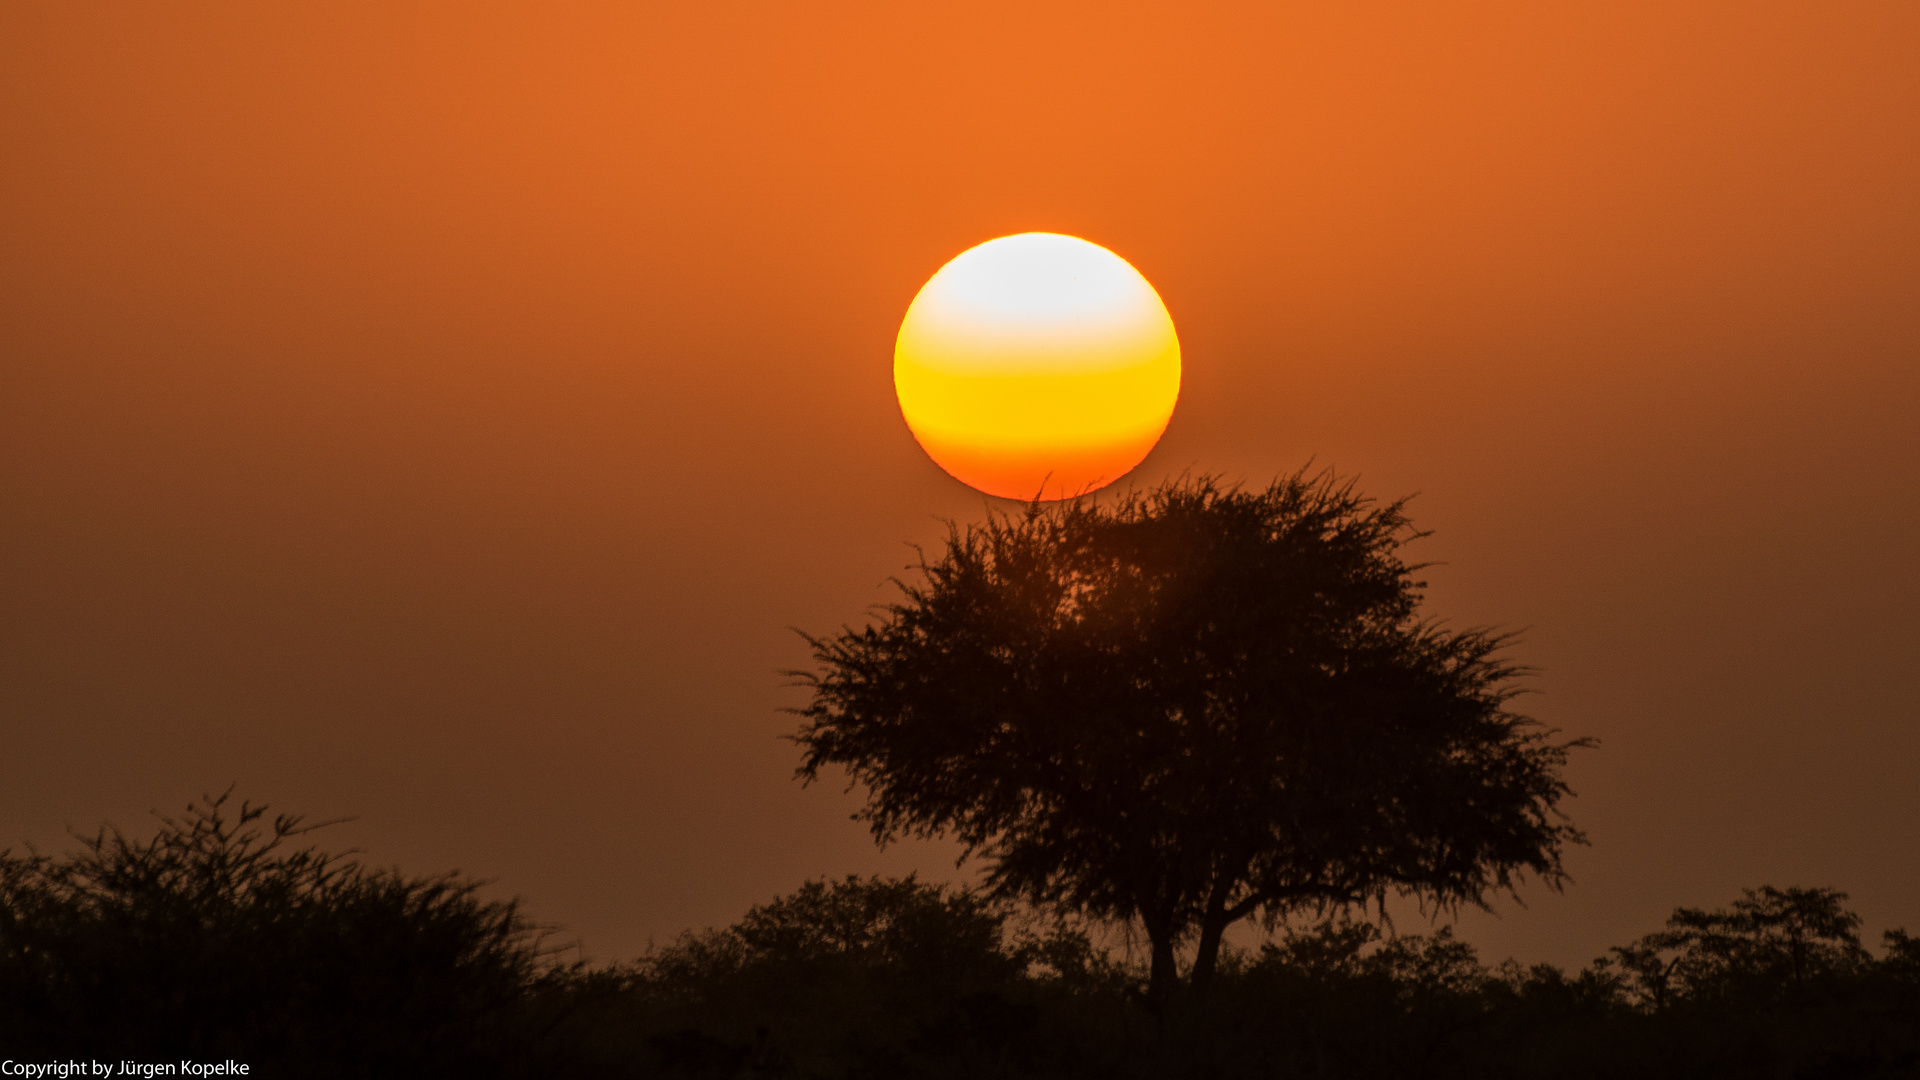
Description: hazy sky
4,1,1916,968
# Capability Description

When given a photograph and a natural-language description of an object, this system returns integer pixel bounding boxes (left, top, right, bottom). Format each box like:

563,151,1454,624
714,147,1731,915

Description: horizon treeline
2,793,1916,1078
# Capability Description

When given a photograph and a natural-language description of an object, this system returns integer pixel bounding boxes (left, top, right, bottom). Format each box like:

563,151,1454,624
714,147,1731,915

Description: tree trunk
1146,922,1180,1010
1189,878,1240,995
1189,910,1229,993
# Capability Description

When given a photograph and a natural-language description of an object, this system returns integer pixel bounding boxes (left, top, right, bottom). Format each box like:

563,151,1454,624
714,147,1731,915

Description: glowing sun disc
894,233,1181,500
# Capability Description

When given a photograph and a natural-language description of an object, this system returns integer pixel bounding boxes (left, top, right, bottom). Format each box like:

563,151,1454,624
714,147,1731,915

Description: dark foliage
542,874,1125,1079
0,791,556,1077
1603,885,1873,1008
536,877,1920,1080
790,473,1589,998
4,798,1915,1077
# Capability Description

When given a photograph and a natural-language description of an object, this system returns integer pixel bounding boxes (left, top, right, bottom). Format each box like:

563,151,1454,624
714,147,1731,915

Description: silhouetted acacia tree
791,473,1588,1002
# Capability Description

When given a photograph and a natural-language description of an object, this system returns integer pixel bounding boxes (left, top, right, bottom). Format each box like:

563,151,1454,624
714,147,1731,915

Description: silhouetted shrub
0,791,554,1077
570,875,1117,1079
1581,887,1920,1079
1603,885,1872,1008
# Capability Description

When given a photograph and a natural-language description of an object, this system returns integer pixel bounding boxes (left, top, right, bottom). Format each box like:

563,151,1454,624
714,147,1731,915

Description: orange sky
4,1,1917,967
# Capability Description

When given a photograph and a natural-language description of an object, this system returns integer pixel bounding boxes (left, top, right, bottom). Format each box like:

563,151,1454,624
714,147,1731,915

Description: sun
893,233,1181,500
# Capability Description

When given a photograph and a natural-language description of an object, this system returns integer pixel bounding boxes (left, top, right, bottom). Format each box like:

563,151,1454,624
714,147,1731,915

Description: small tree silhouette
792,472,1588,1004
1604,885,1872,1009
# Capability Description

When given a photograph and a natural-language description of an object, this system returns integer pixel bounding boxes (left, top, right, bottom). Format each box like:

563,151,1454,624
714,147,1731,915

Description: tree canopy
791,472,1589,998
